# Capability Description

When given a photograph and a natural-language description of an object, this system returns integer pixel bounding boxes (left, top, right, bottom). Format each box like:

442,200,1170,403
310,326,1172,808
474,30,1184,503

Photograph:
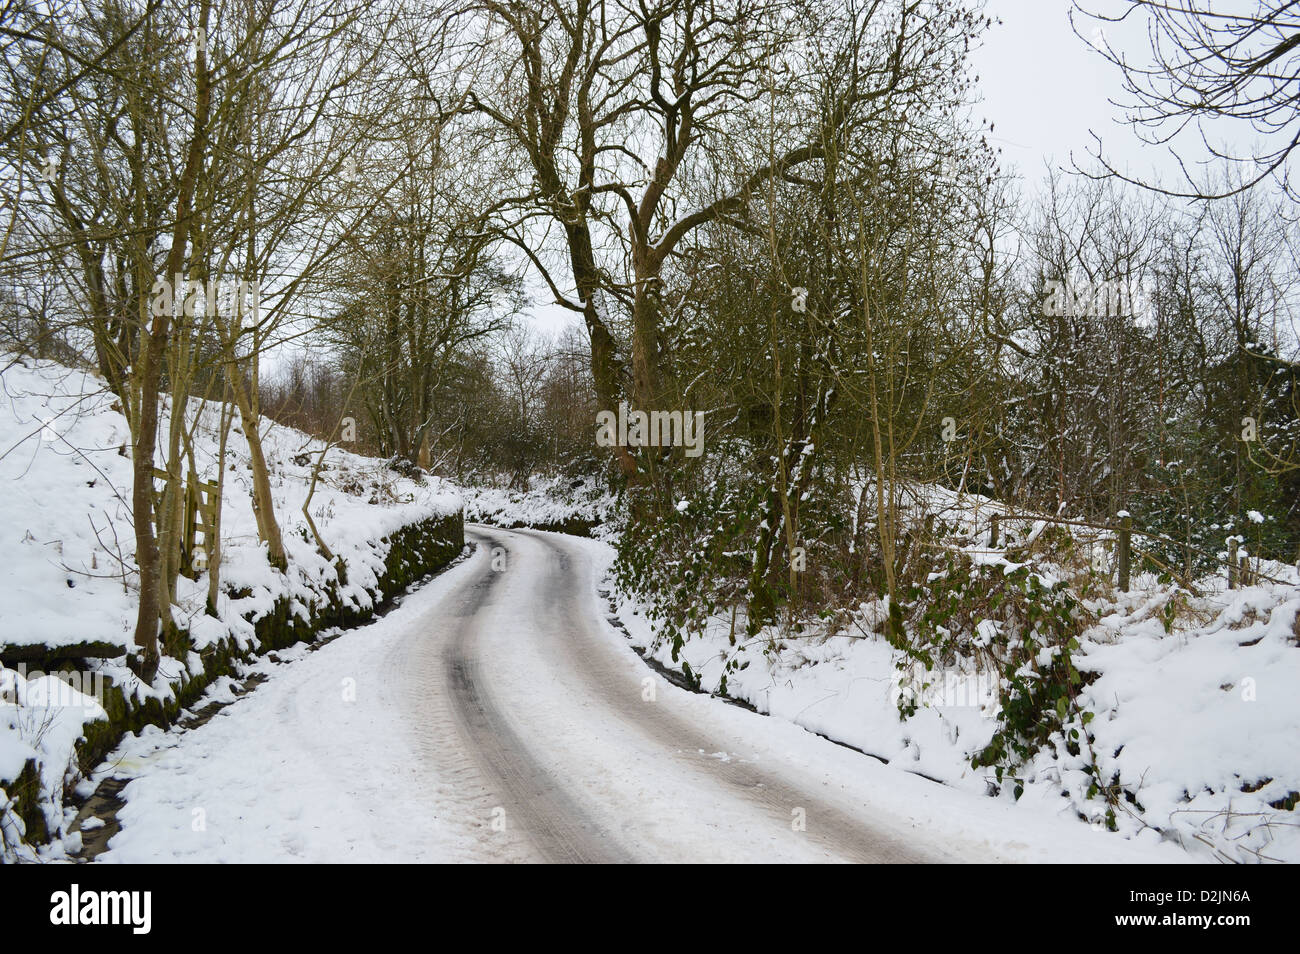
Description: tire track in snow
475,526,939,863
395,542,632,863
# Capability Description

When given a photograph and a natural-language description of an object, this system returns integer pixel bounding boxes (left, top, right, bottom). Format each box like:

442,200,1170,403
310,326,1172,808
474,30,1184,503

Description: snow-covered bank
0,354,463,860
461,474,619,539
607,493,1300,864
92,551,509,864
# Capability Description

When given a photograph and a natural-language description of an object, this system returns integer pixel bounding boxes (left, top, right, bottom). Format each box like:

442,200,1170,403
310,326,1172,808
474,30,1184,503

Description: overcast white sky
971,0,1187,187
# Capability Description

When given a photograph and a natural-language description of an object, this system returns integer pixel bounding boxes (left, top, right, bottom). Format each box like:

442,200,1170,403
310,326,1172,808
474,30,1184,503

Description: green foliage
906,552,1079,672
893,548,1113,802
613,477,764,656
1133,346,1300,574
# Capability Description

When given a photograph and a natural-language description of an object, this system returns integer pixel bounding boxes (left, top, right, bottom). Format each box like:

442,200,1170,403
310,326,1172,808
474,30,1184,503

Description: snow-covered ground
615,498,1300,864
94,557,507,864
92,528,1188,863
410,469,1300,863
461,474,618,538
0,354,460,859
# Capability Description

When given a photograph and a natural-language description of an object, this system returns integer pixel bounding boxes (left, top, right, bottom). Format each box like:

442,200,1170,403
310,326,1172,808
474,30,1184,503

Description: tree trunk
129,0,211,680
226,364,287,570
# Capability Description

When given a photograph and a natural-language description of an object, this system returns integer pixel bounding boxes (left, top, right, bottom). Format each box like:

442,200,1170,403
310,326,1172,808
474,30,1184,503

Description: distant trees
1012,174,1163,516
322,123,523,468
983,171,1300,571
1140,177,1300,566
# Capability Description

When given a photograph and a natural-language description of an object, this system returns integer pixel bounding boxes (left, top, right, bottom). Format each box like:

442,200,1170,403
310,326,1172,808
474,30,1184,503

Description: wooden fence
151,467,219,578
985,509,1286,593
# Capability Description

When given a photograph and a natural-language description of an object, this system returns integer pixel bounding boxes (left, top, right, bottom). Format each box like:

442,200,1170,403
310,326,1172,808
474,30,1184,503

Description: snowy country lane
97,526,1188,864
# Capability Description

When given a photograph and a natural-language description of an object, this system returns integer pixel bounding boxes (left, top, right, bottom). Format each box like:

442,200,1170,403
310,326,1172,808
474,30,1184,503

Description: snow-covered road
97,527,1188,863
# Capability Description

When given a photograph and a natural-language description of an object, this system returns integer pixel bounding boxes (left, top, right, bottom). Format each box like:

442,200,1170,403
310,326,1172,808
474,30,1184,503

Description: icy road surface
98,527,1188,863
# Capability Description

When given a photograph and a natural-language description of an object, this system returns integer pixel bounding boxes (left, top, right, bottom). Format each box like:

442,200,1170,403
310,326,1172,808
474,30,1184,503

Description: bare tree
1074,0,1300,199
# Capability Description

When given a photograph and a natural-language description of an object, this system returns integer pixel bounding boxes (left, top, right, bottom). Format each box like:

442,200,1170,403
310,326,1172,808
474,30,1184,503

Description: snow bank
462,473,619,538
1074,578,1300,862
0,353,462,859
611,487,1300,863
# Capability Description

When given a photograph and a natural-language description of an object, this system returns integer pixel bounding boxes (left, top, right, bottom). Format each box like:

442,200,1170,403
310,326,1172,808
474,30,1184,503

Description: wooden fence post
1117,514,1132,592
183,476,198,563
1228,537,1239,589
989,513,999,548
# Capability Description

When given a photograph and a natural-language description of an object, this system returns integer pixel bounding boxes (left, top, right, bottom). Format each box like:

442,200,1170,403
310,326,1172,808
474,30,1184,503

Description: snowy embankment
92,556,505,865
0,354,462,860
612,483,1300,864
462,474,619,538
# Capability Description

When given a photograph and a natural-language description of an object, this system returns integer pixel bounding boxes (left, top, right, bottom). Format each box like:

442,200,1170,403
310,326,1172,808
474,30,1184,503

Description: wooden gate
151,468,219,578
